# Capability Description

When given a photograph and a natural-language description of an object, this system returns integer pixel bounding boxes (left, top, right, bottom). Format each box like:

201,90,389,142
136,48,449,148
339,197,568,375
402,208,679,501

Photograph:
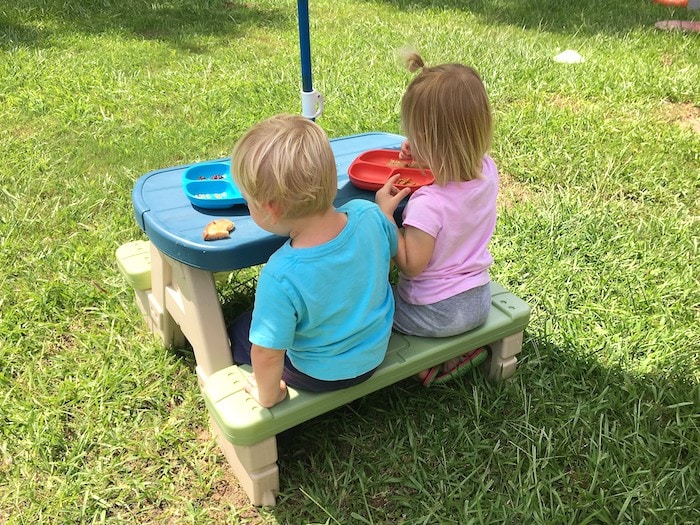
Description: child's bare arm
393,225,435,277
246,344,288,407
376,175,433,276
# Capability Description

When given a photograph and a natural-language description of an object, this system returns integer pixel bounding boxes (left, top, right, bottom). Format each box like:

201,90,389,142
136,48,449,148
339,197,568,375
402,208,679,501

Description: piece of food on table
203,219,235,241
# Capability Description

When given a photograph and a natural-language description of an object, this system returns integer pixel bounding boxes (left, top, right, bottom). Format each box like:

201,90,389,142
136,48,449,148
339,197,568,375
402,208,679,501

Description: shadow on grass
267,333,698,521
2,0,681,52
0,0,289,51
362,0,670,36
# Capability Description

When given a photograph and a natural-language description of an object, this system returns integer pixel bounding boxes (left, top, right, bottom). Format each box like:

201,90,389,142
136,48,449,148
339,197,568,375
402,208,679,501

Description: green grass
1,0,698,523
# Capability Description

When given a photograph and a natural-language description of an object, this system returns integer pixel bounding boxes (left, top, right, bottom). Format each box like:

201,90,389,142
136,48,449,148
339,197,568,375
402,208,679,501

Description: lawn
1,0,698,523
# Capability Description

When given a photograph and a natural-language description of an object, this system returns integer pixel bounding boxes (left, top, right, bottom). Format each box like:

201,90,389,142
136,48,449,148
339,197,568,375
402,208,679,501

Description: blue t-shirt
249,199,398,380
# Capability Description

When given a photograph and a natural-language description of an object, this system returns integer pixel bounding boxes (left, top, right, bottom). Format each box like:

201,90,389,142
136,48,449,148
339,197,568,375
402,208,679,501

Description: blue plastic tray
182,161,246,209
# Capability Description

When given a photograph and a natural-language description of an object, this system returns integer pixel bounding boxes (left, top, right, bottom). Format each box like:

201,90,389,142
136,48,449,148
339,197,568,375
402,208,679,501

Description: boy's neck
288,208,347,248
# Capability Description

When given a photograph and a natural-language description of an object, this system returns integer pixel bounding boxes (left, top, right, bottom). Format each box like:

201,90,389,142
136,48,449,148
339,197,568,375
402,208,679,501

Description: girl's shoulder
408,155,495,200
481,154,498,179
463,154,499,189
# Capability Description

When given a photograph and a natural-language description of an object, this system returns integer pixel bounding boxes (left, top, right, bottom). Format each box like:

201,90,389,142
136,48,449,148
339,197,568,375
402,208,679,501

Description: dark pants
227,311,376,392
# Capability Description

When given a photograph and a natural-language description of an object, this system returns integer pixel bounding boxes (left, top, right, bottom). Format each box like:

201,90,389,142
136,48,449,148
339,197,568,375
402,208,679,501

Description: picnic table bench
117,240,530,506
202,282,529,506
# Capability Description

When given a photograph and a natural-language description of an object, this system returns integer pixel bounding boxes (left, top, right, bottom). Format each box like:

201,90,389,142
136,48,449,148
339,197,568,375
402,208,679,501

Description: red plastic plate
348,149,434,193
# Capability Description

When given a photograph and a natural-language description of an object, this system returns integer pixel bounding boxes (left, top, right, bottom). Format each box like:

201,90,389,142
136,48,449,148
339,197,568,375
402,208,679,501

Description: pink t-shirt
397,154,498,305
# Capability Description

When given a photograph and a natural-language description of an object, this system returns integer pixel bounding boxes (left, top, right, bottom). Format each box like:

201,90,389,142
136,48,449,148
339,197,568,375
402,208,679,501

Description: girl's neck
288,208,347,248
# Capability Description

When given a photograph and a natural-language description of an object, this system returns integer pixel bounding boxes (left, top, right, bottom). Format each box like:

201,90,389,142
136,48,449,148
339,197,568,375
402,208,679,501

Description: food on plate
396,176,417,186
387,159,423,169
387,159,422,168
203,219,235,241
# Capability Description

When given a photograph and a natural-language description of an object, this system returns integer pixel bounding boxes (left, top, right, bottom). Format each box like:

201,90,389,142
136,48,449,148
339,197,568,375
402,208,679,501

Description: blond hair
401,52,493,184
231,114,337,219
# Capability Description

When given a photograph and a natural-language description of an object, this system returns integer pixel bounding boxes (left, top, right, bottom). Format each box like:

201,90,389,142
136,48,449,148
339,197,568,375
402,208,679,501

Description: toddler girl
376,52,498,386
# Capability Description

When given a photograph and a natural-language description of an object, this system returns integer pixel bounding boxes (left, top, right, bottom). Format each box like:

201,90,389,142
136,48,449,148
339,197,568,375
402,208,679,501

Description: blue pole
297,0,313,93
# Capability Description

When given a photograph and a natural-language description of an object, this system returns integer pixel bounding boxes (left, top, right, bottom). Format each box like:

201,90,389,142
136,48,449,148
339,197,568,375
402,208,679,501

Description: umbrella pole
297,0,324,120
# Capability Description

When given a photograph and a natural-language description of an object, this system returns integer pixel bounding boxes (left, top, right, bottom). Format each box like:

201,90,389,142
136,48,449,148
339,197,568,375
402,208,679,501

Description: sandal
422,347,488,387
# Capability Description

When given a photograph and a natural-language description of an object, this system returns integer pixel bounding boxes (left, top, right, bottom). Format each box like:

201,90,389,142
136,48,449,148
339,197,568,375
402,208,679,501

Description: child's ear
263,201,282,222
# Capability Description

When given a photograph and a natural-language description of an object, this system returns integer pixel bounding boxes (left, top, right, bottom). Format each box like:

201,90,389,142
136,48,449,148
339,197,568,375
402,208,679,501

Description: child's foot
418,354,467,381
417,356,462,380
418,347,488,387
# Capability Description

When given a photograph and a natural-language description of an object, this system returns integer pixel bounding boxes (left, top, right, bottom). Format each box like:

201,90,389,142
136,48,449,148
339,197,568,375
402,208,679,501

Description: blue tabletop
132,132,405,271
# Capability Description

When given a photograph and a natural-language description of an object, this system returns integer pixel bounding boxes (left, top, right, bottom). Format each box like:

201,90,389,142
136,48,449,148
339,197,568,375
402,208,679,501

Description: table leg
210,417,279,507
148,243,186,349
150,247,234,385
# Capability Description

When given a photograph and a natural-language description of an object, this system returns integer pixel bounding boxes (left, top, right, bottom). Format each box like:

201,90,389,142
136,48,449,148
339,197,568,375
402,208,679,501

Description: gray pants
392,282,491,338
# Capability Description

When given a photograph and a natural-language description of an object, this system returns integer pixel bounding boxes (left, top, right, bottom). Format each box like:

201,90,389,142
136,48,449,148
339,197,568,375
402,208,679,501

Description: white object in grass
553,50,585,64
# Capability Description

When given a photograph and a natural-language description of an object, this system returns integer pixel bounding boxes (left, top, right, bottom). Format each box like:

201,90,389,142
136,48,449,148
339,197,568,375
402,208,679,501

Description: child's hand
244,375,288,408
376,174,412,218
398,140,412,160
397,141,429,169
